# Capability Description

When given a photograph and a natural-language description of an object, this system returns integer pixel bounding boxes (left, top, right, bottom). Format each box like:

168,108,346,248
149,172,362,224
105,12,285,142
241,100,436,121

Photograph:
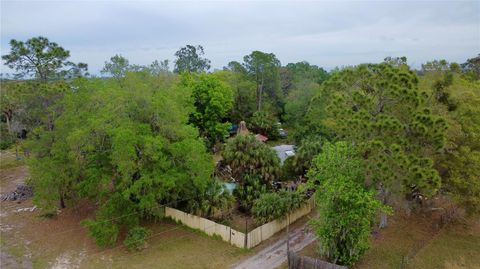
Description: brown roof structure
255,134,268,142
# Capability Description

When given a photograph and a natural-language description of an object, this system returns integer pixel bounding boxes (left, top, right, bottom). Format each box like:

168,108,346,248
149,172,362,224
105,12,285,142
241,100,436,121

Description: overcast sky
1,0,479,74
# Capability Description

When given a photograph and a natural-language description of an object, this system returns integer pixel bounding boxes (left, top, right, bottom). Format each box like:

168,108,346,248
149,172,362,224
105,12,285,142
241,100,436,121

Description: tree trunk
256,75,264,111
379,184,389,229
380,213,388,228
4,110,13,135
60,195,66,209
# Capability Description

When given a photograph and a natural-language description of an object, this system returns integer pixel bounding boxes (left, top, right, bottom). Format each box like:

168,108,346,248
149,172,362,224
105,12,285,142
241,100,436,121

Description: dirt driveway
231,221,317,269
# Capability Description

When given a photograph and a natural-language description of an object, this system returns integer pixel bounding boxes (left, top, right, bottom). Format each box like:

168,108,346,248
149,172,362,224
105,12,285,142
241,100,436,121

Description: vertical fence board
230,229,246,248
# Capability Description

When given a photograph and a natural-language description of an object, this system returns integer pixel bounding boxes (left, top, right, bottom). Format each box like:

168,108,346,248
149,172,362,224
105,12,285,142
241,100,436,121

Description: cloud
1,0,479,74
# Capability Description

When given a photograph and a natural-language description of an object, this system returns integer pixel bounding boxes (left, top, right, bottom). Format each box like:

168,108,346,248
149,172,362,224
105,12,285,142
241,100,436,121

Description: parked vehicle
278,128,287,138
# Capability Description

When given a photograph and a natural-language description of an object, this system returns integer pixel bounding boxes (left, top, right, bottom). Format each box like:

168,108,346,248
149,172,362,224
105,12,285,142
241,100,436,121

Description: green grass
355,217,480,269
0,149,25,171
82,222,250,269
276,215,480,269
1,206,249,269
410,224,480,269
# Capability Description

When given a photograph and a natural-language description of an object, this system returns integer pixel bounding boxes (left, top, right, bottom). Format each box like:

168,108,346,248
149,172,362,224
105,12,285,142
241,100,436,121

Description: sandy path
231,222,316,269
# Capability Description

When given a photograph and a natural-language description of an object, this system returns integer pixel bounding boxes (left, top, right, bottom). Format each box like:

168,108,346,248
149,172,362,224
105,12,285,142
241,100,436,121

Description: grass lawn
0,148,25,171
410,219,480,269
1,198,251,269
277,213,480,269
0,149,250,269
83,220,251,269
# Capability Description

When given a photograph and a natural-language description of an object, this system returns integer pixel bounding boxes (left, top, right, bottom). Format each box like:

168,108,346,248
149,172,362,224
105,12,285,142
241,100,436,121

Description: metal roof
272,144,295,164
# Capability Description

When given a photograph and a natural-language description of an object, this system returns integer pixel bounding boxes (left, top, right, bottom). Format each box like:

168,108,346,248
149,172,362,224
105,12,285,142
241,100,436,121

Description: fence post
244,215,248,248
287,214,291,267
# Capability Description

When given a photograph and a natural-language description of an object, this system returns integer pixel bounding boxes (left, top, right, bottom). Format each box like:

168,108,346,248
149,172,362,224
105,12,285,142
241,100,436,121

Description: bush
291,136,325,177
0,138,14,150
280,156,296,181
183,178,234,218
233,175,267,213
81,219,119,247
123,226,150,251
252,190,305,224
0,125,14,149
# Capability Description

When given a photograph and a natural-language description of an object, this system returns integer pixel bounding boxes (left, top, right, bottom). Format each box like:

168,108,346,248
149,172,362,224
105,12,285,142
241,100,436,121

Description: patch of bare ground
0,166,28,194
0,162,249,268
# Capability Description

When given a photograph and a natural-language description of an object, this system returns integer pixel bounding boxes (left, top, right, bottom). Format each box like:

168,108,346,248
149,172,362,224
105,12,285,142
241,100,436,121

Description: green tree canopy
420,65,480,214
101,54,130,79
181,72,234,148
28,72,214,246
289,136,325,177
308,141,389,266
249,110,279,138
222,134,280,183
310,175,385,266
461,54,480,81
174,45,211,73
281,62,328,134
283,61,329,91
149,59,170,75
2,36,88,81
243,51,281,112
220,69,257,123
307,63,447,200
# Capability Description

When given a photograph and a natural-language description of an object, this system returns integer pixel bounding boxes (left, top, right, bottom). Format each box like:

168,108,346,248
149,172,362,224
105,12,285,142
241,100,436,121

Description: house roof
272,144,295,164
255,134,268,142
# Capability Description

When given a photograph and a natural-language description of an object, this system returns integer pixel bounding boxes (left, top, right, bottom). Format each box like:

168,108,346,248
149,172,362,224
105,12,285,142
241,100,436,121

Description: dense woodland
1,36,479,265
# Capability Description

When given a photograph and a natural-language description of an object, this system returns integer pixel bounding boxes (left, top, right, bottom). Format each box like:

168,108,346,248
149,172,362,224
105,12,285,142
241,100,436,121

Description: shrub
0,126,14,149
81,219,119,247
183,178,234,218
252,190,305,224
123,226,151,251
233,175,267,213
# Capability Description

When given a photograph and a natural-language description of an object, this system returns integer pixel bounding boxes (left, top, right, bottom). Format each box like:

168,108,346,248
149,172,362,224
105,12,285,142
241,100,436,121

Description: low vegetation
252,190,304,224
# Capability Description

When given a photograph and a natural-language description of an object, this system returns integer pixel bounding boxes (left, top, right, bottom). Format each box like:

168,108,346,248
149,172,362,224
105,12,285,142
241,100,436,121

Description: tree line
1,36,478,264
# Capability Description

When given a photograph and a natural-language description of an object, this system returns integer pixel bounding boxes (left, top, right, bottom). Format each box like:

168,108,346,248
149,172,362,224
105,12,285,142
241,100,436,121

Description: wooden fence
247,198,315,248
165,206,246,248
288,251,348,269
165,198,315,249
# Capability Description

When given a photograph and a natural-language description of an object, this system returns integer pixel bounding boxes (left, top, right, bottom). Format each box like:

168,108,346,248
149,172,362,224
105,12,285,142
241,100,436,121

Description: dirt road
231,222,316,269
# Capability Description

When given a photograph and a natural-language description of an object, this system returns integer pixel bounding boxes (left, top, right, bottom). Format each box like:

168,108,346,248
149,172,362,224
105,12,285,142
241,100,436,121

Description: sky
1,0,479,75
